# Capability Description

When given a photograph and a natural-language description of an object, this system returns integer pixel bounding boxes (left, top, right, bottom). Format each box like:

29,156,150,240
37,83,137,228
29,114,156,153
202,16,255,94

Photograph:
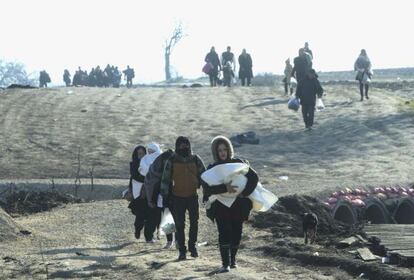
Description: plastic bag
160,208,176,235
202,62,213,74
288,96,300,111
362,72,371,84
249,183,278,212
316,98,325,110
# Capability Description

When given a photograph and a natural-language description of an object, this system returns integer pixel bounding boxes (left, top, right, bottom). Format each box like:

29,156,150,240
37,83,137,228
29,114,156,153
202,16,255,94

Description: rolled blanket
201,163,278,211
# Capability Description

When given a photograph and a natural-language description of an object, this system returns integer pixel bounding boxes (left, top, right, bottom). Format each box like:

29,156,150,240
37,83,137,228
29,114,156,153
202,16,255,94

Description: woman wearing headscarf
140,142,174,247
354,49,373,101
127,145,148,240
202,136,258,273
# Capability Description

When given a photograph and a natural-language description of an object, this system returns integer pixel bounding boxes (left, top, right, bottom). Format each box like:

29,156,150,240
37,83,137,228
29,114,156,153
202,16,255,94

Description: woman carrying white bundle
201,136,258,273
130,142,162,243
140,142,175,248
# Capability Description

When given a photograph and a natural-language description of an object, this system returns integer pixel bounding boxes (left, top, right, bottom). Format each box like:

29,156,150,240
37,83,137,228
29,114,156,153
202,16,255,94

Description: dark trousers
216,217,243,267
171,195,199,252
209,70,219,86
241,77,251,86
127,78,133,88
216,217,243,247
359,83,369,99
301,104,315,128
133,199,158,241
284,82,293,95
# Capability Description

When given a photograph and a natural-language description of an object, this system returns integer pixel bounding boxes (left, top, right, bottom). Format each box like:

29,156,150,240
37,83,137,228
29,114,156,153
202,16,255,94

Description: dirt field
1,84,414,197
1,83,414,279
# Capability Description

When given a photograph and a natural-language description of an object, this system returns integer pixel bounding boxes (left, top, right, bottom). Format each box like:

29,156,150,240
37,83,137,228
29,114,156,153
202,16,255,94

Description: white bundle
201,163,278,211
139,142,162,176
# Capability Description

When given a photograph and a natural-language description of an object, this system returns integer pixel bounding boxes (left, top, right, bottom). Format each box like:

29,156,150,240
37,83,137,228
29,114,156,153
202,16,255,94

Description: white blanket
201,163,278,211
139,142,162,176
132,179,143,199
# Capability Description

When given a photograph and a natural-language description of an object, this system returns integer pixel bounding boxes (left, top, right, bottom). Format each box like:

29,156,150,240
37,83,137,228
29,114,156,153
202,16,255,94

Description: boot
219,245,230,271
189,246,199,258
178,250,187,261
230,246,239,268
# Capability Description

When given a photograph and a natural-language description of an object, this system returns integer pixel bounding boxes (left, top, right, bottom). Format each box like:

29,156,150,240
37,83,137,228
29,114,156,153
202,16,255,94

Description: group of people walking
127,135,258,273
63,65,135,88
285,42,324,130
283,43,373,130
204,46,253,87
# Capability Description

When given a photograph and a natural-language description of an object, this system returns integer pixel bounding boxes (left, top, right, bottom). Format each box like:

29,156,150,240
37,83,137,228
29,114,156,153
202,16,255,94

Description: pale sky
1,0,413,84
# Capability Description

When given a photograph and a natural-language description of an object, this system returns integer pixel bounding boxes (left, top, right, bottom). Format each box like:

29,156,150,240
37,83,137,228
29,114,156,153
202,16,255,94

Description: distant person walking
354,49,372,101
222,46,236,87
204,47,221,87
304,42,313,61
123,65,135,88
238,49,253,86
295,69,324,130
291,48,312,86
283,58,294,95
63,69,71,87
202,136,259,273
39,70,51,88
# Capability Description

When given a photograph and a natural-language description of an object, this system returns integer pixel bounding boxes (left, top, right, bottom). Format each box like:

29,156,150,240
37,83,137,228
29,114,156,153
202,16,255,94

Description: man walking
164,137,205,260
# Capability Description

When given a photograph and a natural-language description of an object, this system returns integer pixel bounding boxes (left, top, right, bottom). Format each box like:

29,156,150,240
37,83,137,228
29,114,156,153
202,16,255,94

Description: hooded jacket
202,136,258,221
144,138,205,207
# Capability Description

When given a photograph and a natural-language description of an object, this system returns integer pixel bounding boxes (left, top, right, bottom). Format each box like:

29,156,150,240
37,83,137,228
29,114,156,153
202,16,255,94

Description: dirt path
0,200,352,279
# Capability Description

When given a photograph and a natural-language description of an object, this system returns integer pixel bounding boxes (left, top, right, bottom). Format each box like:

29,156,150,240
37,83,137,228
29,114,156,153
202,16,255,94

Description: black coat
238,54,253,79
296,76,323,106
205,51,221,69
202,158,258,221
292,56,310,82
221,51,235,66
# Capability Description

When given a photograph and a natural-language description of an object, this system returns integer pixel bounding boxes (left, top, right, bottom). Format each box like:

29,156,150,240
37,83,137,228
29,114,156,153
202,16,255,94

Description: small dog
302,212,318,244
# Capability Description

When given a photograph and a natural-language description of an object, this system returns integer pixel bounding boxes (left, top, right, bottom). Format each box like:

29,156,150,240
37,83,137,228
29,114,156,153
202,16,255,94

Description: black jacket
205,51,221,69
238,54,253,78
222,51,235,66
292,56,310,82
296,76,323,106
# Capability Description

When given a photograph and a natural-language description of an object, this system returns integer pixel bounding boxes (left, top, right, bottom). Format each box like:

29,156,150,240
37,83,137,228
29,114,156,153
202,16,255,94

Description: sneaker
365,95,369,99
216,266,230,273
189,247,199,258
178,251,187,261
230,264,238,269
146,239,156,244
134,231,140,240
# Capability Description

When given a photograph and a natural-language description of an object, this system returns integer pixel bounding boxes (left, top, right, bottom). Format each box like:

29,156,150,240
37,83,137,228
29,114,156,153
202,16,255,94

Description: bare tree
0,60,36,87
164,23,186,81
